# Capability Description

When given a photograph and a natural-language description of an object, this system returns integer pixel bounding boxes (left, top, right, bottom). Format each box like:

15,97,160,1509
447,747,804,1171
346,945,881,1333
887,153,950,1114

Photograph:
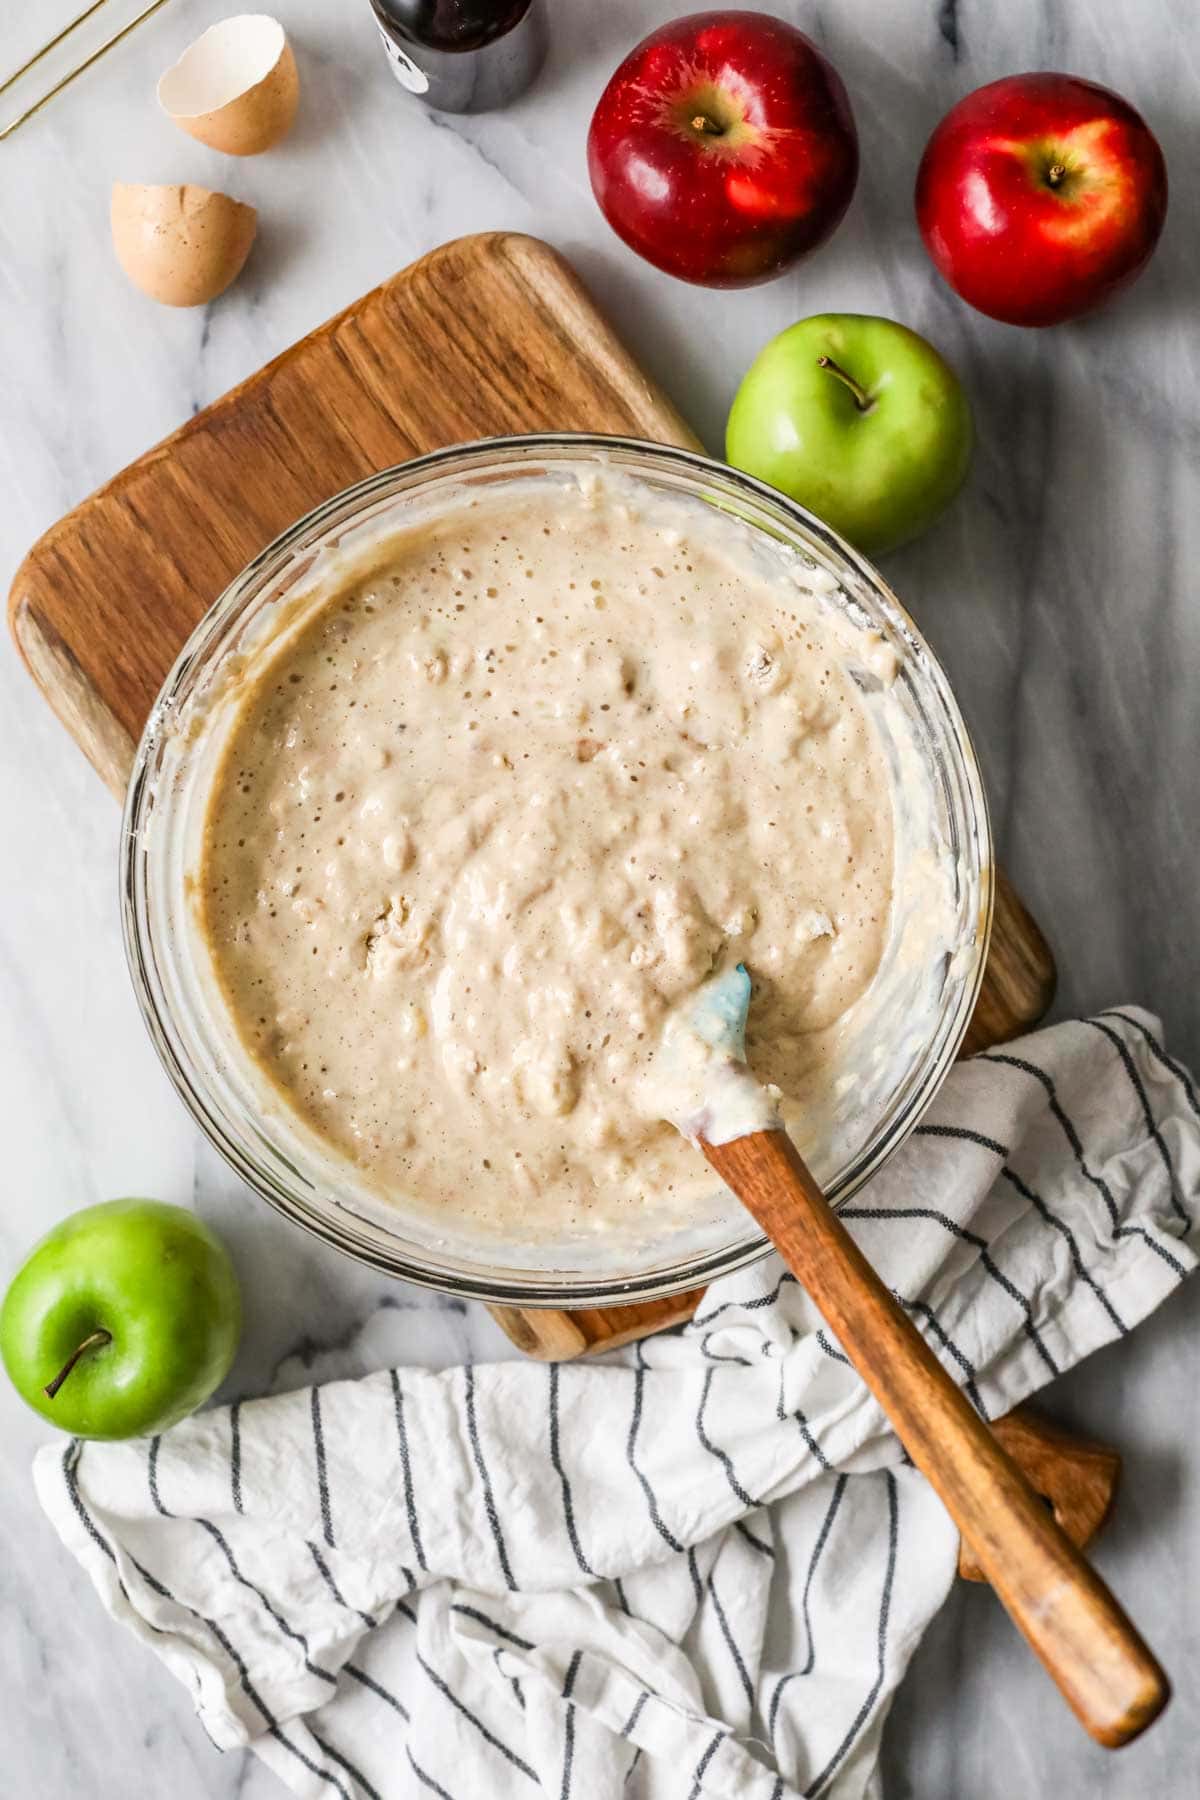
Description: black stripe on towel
135,1576,353,1797
914,1122,1007,1157
699,1332,754,1367
549,1362,595,1576
559,1695,576,1800
416,1648,539,1783
407,1746,457,1799
494,1643,525,1711
145,1446,338,1689
839,1204,1060,1377
197,1515,338,1686
464,1363,517,1590
734,1518,775,1559
63,1443,115,1562
686,1545,704,1607
80,1442,356,1800
137,1559,272,1715
310,1729,384,1800
695,1366,757,1508
307,1539,377,1630
147,1435,168,1513
560,1650,583,1800
450,1601,534,1651
229,1400,244,1514
688,1726,727,1799
389,1369,428,1572
1087,1018,1191,1230
693,1270,798,1328
620,1690,649,1738
1103,1010,1200,1121
61,1445,220,1733
1000,1166,1128,1336
627,1347,685,1553
63,1443,163,1629
804,1472,898,1798
981,1051,1188,1277
261,1723,357,1800
706,1568,755,1708
776,1356,833,1470
311,1386,335,1548
795,1414,832,1469
903,1299,985,1416
343,1660,410,1722
815,1330,851,1367
768,1472,848,1743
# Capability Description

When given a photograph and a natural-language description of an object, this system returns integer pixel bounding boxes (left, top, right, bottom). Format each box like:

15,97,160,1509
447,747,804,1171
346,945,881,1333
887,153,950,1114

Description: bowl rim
120,431,994,1307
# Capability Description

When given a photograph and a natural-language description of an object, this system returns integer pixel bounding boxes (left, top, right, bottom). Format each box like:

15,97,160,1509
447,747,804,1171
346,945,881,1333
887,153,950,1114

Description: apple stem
690,113,723,135
44,1329,112,1400
1046,162,1067,188
817,355,873,413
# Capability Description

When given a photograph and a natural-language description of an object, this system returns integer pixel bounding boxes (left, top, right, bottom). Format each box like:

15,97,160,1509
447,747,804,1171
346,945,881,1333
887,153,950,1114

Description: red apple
587,11,858,289
915,73,1167,327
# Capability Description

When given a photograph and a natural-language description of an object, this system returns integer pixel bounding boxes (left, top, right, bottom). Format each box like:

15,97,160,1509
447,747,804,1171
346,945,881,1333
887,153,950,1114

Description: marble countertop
2,1,1197,1793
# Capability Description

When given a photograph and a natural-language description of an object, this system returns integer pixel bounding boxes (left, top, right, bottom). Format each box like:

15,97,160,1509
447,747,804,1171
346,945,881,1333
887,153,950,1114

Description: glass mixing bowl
121,436,992,1306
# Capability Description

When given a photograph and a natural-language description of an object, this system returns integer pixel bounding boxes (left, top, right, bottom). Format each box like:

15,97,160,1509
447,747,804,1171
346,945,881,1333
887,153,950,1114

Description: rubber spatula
653,964,1168,1748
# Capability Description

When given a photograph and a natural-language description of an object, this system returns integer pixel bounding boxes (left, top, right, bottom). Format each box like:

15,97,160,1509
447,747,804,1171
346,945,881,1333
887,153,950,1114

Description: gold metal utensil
0,0,175,142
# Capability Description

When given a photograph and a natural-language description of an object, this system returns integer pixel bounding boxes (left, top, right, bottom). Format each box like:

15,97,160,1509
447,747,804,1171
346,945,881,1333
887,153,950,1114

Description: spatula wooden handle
702,1127,1168,1748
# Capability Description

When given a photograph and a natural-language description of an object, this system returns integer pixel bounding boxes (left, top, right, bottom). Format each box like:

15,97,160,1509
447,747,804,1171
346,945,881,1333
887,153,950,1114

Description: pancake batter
198,474,896,1236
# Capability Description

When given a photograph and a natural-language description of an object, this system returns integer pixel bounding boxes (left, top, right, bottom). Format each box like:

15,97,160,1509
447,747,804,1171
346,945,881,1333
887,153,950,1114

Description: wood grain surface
957,1408,1120,1583
962,865,1057,1057
702,1126,1166,1748
7,230,1056,1368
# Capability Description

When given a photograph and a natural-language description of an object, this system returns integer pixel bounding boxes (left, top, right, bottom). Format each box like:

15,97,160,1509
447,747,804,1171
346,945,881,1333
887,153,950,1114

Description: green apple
725,313,973,556
1,1200,241,1440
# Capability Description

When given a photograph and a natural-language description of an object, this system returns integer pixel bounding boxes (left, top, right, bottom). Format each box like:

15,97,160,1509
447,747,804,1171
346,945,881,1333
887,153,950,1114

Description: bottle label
376,24,431,94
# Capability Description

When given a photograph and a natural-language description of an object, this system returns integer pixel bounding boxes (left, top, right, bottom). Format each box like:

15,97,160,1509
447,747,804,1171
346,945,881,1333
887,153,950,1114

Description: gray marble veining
1,1,1197,1794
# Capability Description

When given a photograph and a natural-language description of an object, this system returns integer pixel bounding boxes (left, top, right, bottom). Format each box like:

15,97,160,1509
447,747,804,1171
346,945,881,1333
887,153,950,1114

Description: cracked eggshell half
111,183,257,306
158,14,299,155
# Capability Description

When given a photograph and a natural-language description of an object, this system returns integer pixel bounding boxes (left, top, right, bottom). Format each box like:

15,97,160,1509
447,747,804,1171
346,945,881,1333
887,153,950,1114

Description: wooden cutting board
8,231,1056,1362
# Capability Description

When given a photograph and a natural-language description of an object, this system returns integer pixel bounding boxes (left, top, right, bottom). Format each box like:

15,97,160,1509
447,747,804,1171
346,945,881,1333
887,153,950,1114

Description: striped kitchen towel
35,1009,1200,1800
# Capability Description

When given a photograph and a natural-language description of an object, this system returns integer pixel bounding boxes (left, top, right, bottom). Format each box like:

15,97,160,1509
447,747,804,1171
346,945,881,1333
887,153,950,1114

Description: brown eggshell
111,183,257,307
157,15,298,156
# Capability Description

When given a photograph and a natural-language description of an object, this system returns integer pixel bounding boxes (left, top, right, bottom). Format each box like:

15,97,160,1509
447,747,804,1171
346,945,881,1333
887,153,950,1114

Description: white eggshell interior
158,14,285,118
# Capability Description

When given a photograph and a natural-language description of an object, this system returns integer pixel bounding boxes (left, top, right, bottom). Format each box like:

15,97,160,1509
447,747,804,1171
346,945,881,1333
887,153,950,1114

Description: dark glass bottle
369,0,548,114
